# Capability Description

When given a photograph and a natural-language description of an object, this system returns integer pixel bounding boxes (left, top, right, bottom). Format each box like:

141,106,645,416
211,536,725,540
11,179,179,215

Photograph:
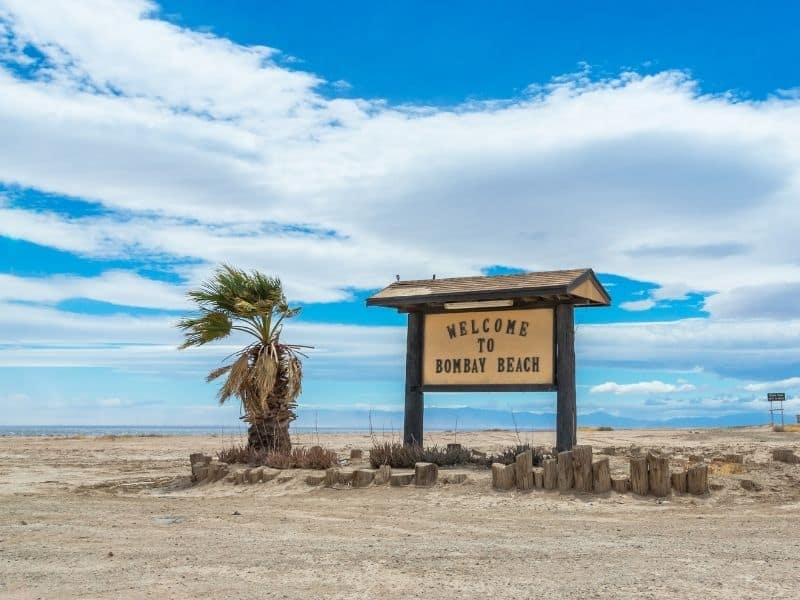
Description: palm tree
178,264,306,452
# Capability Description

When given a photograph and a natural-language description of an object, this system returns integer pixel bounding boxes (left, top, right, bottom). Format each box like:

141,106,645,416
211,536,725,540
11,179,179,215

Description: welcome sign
422,308,554,386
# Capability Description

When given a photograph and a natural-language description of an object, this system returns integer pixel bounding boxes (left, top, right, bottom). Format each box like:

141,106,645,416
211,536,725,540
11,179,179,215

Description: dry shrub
216,443,337,469
596,426,614,431
369,442,473,468
478,443,547,468
711,462,744,475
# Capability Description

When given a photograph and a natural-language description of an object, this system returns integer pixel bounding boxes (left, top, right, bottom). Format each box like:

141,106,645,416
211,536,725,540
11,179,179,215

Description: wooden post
687,464,708,495
543,458,558,490
572,445,593,493
515,450,534,491
630,457,649,495
557,450,574,492
556,304,576,452
592,458,611,493
647,452,671,497
404,311,424,446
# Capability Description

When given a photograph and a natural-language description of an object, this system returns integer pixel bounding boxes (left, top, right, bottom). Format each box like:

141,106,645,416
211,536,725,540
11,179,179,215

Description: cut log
246,468,263,484
261,468,280,483
442,473,468,484
324,468,340,487
374,464,392,485
191,464,208,483
305,473,326,486
647,452,671,497
772,448,798,464
414,462,438,487
390,473,414,487
351,469,376,488
350,449,363,462
592,458,611,493
671,471,688,494
543,459,558,490
233,470,246,485
557,451,574,492
687,464,708,495
515,450,534,491
533,467,544,490
611,477,630,494
630,457,649,495
492,463,516,491
572,445,593,493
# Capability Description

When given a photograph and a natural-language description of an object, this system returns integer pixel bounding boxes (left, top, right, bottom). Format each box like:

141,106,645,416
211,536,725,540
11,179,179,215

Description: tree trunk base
248,420,291,452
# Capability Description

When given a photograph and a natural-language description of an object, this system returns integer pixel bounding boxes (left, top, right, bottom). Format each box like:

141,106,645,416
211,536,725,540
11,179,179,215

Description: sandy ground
1,427,799,599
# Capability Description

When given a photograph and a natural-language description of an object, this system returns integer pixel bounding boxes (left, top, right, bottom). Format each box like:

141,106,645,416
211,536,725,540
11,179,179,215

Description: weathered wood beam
404,311,424,446
556,304,577,452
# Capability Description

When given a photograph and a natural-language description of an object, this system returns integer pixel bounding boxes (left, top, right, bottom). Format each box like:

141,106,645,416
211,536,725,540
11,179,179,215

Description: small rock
349,449,363,462
232,510,241,516
740,479,763,492
107,551,114,557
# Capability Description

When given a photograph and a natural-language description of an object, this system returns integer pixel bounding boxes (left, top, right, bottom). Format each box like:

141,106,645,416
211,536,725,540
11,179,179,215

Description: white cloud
590,380,696,394
0,1,798,314
619,299,656,312
0,271,186,309
743,377,800,392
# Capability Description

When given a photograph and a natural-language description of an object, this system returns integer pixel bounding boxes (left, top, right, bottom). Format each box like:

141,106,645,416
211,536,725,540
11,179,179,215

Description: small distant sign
767,393,786,402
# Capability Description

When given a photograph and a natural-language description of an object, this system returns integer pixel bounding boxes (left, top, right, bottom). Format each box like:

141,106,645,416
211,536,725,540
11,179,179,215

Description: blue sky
1,0,799,427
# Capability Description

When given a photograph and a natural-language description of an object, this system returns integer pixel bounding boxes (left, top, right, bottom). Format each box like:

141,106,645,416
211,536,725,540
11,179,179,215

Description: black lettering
453,359,461,373
436,359,443,373
532,356,539,372
446,324,457,339
519,321,529,336
478,357,486,372
444,359,452,373
494,318,503,333
459,321,467,336
486,338,495,352
515,357,524,372
477,338,486,353
523,357,531,371
497,357,505,372
471,319,479,334
482,318,490,333
506,320,516,335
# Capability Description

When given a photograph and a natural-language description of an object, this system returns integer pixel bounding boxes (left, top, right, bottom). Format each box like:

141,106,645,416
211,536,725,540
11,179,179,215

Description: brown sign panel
422,308,554,386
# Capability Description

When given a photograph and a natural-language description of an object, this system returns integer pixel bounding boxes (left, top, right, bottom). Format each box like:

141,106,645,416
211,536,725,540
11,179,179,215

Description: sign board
422,308,554,387
767,393,786,402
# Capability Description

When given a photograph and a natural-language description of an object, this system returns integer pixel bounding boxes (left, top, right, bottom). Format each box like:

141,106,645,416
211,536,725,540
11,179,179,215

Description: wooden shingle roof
366,268,611,311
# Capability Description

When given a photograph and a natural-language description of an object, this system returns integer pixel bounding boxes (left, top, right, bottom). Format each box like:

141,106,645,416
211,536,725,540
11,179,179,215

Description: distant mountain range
294,406,774,431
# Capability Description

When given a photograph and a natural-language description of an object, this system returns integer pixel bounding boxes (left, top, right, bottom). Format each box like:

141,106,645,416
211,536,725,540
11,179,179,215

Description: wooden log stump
352,469,376,488
447,443,462,452
261,468,280,483
305,473,326,486
515,450,534,491
390,473,414,487
630,457,649,496
492,463,516,491
772,448,798,464
687,464,708,495
414,462,438,487
543,459,558,490
374,464,392,485
246,468,263,484
324,467,340,487
442,473,468,484
572,445,593,493
611,477,630,494
592,458,611,493
671,471,688,494
350,449,363,463
192,464,208,483
647,452,671,497
557,451,574,492
533,468,544,490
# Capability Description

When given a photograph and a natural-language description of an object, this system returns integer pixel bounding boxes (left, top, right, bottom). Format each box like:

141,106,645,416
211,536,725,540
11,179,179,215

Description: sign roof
366,268,611,310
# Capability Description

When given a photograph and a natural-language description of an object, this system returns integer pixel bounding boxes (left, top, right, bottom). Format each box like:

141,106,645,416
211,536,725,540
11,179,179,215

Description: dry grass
710,462,745,475
216,443,338,470
369,442,548,469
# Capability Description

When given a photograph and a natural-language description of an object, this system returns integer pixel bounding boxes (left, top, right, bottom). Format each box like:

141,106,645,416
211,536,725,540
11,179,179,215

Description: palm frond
178,311,232,349
206,364,232,382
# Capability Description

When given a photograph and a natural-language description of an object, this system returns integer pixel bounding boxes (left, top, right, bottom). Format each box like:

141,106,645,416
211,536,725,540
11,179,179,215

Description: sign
767,393,786,402
422,308,554,386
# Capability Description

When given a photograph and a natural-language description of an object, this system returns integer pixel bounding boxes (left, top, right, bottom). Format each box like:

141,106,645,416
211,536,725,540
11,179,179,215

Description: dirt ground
1,427,799,599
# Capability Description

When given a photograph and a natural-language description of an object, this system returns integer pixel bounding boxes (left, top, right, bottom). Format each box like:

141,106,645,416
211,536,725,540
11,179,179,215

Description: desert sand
1,427,799,599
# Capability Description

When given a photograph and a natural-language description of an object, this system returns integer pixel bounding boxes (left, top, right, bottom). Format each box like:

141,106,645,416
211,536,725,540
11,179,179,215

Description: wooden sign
422,308,554,388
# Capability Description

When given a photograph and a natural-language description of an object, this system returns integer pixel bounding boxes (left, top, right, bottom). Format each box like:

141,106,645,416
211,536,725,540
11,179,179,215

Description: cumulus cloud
619,299,656,312
743,377,800,392
590,380,696,394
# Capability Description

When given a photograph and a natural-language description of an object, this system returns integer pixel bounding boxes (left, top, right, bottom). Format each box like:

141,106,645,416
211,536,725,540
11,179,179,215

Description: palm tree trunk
247,419,291,453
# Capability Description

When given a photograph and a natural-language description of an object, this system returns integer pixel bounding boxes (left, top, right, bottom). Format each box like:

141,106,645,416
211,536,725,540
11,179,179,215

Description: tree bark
492,463,516,491
687,464,708,495
592,458,611,493
515,450,534,491
247,419,291,452
557,451,574,492
630,457,649,495
572,445,593,493
543,459,558,490
671,470,687,494
647,452,671,497
611,477,630,494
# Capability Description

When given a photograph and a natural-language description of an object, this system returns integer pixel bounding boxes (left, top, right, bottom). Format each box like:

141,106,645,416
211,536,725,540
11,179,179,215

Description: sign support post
404,311,424,445
556,304,577,452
